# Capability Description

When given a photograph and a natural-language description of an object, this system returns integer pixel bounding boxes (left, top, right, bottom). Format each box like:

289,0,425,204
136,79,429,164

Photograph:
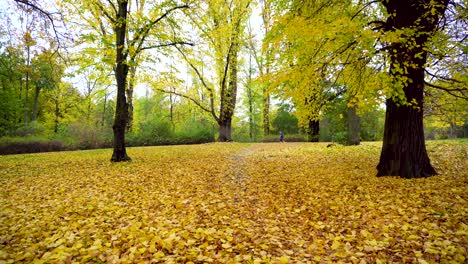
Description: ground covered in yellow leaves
0,141,467,263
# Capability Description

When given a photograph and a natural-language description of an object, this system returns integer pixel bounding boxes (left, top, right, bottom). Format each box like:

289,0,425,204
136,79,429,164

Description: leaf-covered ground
0,141,467,263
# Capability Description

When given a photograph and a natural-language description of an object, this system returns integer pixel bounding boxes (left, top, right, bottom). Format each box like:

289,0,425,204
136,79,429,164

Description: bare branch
154,88,213,115
94,1,116,24
132,5,189,55
140,41,194,51
13,0,64,48
425,70,464,84
351,0,379,21
425,82,468,100
175,45,218,121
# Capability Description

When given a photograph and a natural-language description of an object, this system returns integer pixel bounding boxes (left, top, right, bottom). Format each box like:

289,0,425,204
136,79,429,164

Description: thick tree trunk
347,105,360,145
377,0,448,178
377,91,436,178
307,119,319,142
218,118,232,142
217,27,239,142
111,0,131,162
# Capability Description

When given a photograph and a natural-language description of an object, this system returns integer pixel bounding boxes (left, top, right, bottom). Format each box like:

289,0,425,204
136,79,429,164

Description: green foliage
271,103,299,134
13,121,47,137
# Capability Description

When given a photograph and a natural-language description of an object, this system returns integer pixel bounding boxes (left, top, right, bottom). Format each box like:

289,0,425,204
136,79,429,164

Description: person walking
280,131,284,142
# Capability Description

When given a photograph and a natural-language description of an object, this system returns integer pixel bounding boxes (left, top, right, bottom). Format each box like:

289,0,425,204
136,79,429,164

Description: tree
266,0,377,142
247,0,274,136
161,0,252,141
375,0,450,178
60,0,190,161
31,49,60,122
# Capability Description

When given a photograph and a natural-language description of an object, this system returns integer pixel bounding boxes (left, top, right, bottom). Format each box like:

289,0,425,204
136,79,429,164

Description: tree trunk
101,92,108,127
218,118,232,142
31,85,40,121
308,119,319,142
263,91,270,136
217,27,239,142
347,105,360,145
377,93,436,178
126,65,136,132
248,55,254,140
248,85,254,140
111,0,131,162
376,0,448,178
54,97,60,133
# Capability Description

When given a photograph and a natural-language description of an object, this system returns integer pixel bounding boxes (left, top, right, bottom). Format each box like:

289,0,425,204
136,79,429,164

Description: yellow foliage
0,141,466,262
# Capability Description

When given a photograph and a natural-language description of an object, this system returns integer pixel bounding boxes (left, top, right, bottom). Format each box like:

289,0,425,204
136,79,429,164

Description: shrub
261,134,307,142
0,137,66,155
66,123,113,149
13,121,47,137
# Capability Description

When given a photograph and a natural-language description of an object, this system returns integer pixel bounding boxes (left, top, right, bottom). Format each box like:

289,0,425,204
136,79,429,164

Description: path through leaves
0,142,466,263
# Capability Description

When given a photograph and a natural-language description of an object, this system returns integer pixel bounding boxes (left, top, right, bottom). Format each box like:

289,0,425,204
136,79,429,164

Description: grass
0,141,466,263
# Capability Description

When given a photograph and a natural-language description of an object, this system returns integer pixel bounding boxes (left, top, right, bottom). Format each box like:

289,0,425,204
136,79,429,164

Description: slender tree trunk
308,119,319,142
263,91,270,136
24,45,30,125
31,85,40,121
111,0,131,162
261,0,271,137
126,65,136,132
54,98,60,133
248,55,254,140
248,85,254,140
347,105,360,145
377,0,448,178
101,92,108,127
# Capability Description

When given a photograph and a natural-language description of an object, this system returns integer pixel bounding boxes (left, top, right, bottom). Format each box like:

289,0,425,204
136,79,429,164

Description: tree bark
24,44,30,125
111,0,131,162
263,91,270,136
126,64,136,132
31,85,40,121
54,97,59,133
376,0,448,178
347,105,360,145
218,118,232,142
248,54,254,140
307,119,319,142
217,25,239,142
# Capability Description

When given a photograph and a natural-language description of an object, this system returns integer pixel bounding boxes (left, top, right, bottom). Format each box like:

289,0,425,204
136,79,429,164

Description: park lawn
0,141,466,263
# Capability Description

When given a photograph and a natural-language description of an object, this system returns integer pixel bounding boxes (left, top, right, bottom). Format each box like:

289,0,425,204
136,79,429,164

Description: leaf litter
0,141,466,263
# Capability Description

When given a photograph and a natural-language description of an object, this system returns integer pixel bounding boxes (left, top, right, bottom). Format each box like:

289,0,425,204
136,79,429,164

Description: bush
0,137,66,155
126,119,215,146
261,134,307,142
333,132,349,145
13,121,47,137
66,123,113,149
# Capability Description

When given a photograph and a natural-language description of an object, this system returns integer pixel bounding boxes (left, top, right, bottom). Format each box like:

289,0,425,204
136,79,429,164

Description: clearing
0,141,467,263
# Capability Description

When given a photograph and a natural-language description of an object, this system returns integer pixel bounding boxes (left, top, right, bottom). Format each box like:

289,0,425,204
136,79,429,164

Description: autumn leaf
0,142,466,262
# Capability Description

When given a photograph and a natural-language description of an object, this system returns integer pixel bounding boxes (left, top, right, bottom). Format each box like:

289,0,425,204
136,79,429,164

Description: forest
0,0,466,164
0,0,467,262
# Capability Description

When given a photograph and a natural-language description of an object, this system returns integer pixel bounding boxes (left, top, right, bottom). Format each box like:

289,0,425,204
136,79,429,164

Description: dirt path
225,144,256,204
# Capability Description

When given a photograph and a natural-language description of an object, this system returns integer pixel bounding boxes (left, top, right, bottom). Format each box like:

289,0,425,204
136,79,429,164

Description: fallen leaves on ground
0,141,466,263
